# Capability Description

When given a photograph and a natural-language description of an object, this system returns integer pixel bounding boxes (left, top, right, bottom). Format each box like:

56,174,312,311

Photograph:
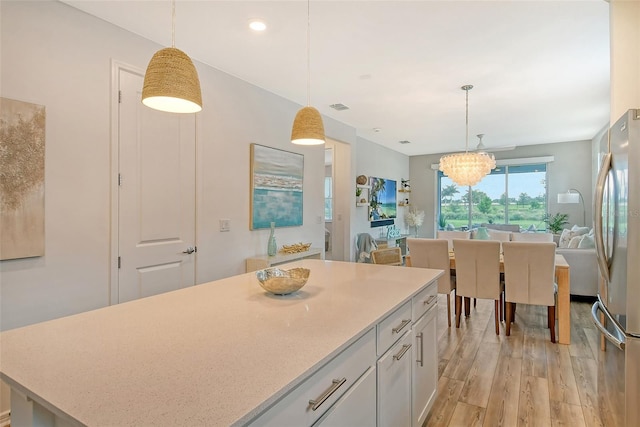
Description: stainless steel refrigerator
592,109,640,427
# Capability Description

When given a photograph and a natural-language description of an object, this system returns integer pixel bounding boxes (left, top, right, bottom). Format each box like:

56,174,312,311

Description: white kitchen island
0,260,441,426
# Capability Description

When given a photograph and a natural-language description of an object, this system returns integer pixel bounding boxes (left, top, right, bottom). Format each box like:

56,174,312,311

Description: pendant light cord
171,0,176,48
465,87,469,153
306,0,311,106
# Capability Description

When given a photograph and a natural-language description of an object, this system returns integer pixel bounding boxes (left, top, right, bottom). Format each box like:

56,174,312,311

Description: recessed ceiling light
249,19,267,32
373,128,381,133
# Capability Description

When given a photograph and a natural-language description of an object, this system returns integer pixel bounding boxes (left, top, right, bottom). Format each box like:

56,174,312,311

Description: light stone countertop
0,259,442,426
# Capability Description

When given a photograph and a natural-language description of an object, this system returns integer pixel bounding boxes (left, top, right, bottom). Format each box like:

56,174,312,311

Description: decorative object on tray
405,206,425,237
280,242,312,254
267,221,277,256
256,267,310,295
356,174,368,185
386,224,401,239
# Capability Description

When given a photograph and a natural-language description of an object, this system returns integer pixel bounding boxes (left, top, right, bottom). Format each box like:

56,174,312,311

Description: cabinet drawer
377,300,412,356
249,328,376,426
312,365,376,427
412,282,437,322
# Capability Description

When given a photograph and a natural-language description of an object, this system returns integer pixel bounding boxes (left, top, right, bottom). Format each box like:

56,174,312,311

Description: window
438,163,547,231
324,176,333,221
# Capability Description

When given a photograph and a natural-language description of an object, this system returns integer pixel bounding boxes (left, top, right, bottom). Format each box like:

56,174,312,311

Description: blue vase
267,222,277,256
475,226,490,240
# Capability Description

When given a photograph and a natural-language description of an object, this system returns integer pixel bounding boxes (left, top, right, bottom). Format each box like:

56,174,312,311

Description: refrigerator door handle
592,295,626,350
594,152,612,283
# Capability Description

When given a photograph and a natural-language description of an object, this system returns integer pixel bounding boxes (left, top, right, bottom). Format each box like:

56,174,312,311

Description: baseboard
0,410,10,427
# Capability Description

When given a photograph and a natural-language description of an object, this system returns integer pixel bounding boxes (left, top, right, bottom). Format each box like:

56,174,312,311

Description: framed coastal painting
0,97,46,260
250,143,304,230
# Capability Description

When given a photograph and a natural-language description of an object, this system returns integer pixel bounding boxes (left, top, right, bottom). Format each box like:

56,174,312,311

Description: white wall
610,0,640,122
351,138,410,259
409,140,595,237
0,0,365,331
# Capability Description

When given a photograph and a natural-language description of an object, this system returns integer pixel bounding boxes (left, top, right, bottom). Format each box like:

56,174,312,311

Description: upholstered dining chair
371,247,403,266
406,238,455,327
452,239,502,334
436,230,471,252
502,241,557,343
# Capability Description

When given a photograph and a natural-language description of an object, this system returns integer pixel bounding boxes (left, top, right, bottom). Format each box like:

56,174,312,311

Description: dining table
406,252,571,345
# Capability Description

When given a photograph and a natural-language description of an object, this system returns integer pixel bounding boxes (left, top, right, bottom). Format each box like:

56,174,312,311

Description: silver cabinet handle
393,344,412,361
182,246,196,254
416,332,424,367
423,295,437,305
308,378,347,411
392,319,411,334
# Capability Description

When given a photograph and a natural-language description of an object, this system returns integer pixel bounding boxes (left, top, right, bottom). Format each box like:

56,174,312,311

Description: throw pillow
558,229,574,248
578,234,595,249
568,235,582,248
571,225,590,236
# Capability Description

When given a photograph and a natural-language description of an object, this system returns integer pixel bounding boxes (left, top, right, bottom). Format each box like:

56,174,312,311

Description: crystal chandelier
439,85,495,186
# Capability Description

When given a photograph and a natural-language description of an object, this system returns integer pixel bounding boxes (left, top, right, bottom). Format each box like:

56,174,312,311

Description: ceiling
62,0,611,156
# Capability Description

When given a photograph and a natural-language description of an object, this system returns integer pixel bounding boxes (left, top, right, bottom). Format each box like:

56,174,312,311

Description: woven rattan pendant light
142,0,202,114
291,0,325,145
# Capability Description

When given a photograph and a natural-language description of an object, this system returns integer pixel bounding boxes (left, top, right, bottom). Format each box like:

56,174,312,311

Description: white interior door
117,68,196,303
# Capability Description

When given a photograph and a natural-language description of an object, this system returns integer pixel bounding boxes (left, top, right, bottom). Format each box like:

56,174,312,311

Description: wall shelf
356,184,370,207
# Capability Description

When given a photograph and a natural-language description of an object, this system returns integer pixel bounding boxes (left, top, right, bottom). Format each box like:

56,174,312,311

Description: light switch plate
219,219,231,232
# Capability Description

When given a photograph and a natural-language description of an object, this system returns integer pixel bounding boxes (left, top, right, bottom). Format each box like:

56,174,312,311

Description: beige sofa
555,248,598,297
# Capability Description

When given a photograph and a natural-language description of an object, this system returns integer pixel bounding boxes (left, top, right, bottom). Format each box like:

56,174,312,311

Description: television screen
369,176,397,227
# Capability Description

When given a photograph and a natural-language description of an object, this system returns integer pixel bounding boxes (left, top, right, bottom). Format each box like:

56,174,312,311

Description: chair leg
446,293,452,328
506,302,513,336
464,297,471,317
548,305,556,343
455,295,462,328
494,300,500,335
474,298,477,308
499,292,504,322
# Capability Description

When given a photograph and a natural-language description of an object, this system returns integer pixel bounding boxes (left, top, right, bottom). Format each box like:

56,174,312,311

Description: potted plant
437,213,448,230
543,212,569,234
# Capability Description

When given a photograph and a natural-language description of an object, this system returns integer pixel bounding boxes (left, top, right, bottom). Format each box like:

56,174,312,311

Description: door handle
182,246,196,254
594,152,611,283
591,296,626,350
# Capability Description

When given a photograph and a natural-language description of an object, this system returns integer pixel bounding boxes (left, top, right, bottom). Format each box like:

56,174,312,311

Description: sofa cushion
568,235,582,248
559,226,590,248
558,229,574,248
571,225,590,235
578,234,595,249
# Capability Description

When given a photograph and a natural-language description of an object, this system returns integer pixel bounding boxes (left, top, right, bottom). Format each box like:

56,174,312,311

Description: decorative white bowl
255,267,310,295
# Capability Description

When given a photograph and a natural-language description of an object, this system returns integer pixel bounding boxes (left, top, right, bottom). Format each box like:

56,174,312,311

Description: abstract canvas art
250,143,304,230
0,98,45,260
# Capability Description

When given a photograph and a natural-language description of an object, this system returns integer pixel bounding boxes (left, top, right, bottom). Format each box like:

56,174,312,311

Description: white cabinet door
313,366,376,427
412,307,438,427
378,331,413,427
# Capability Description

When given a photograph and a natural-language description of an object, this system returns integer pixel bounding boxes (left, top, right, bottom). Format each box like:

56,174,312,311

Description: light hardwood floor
426,295,612,427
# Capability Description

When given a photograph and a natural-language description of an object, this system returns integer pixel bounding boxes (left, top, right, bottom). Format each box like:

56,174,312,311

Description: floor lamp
557,189,586,226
